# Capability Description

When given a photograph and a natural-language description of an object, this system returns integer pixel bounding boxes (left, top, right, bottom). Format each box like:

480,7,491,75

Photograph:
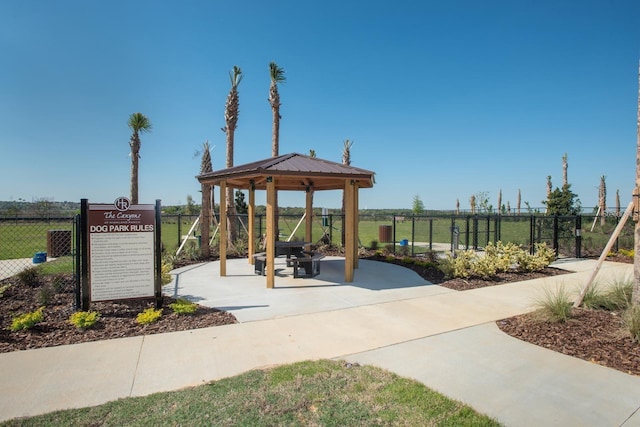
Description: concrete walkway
1,257,640,426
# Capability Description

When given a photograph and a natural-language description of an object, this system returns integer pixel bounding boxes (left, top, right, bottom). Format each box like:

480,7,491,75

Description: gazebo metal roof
196,153,375,191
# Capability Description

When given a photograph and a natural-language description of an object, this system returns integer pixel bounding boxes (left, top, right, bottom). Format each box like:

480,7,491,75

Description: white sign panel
88,198,156,302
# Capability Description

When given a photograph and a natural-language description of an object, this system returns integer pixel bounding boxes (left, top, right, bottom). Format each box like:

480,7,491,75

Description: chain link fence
1,212,634,281
0,217,76,280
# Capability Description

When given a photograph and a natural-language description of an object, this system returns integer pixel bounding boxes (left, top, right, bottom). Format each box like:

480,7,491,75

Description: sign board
87,197,157,302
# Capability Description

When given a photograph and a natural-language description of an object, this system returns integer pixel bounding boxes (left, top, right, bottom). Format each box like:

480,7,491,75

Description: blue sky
1,0,639,211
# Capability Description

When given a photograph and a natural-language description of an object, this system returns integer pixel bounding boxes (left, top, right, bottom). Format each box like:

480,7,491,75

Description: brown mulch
2,251,638,378
0,273,237,353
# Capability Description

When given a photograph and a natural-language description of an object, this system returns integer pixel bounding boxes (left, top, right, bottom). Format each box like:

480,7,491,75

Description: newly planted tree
200,141,213,258
222,66,243,242
269,62,286,239
128,112,152,204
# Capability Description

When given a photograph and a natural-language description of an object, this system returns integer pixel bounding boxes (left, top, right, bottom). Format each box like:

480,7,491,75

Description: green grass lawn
0,360,500,426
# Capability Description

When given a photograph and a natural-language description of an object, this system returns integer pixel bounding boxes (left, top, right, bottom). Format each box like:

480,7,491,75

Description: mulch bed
2,251,638,378
0,274,236,353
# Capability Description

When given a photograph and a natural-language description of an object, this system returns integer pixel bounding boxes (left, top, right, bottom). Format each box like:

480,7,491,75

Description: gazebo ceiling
197,153,375,191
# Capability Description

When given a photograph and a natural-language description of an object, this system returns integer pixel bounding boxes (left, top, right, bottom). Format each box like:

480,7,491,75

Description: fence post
494,215,500,242
411,216,415,256
80,199,89,311
74,214,81,310
472,215,478,250
465,215,470,250
575,215,582,258
553,215,559,256
392,214,396,254
529,215,535,254
486,216,490,245
429,218,433,251
329,214,333,244
177,214,182,248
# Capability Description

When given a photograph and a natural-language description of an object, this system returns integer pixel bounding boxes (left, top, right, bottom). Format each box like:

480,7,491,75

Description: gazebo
196,153,375,288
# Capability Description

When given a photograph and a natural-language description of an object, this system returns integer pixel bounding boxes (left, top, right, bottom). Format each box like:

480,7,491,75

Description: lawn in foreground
2,360,500,426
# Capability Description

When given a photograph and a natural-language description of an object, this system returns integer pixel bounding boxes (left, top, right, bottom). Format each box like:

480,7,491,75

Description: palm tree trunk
130,148,139,204
633,64,640,305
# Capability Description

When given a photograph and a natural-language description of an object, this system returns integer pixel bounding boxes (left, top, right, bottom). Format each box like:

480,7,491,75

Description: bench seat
290,252,325,278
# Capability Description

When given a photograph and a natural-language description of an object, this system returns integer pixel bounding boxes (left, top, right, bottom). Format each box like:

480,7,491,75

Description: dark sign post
79,198,161,310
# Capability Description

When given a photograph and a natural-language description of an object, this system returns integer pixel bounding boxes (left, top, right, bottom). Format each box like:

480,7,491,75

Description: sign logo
114,197,131,212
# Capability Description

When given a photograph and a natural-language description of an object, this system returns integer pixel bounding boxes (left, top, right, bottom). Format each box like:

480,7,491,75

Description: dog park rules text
88,201,156,302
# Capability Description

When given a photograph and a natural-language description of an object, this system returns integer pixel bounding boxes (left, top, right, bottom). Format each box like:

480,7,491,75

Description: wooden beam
219,181,227,276
344,180,355,282
354,182,359,269
248,183,255,264
305,185,313,246
266,177,275,288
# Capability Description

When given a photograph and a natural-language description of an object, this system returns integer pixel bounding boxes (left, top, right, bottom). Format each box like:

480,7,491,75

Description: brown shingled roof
197,153,375,191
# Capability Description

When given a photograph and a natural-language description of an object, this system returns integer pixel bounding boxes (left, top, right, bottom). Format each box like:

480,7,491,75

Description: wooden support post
344,180,355,282
354,182,359,269
266,177,275,288
574,201,633,307
248,183,255,264
305,186,313,247
219,181,227,277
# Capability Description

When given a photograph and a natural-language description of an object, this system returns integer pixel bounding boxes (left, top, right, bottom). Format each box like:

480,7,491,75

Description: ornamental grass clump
623,305,640,343
169,298,198,315
69,311,101,329
136,307,163,325
10,307,45,331
534,286,573,323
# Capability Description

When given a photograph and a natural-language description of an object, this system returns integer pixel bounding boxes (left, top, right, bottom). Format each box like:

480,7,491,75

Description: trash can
450,226,460,253
47,230,72,257
379,225,392,243
399,239,409,247
33,252,47,264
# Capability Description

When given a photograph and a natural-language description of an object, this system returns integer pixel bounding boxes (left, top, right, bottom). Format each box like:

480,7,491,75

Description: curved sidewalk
1,258,639,426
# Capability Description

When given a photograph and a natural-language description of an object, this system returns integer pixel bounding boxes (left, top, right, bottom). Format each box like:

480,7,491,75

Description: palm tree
222,66,243,242
128,112,152,204
598,175,607,226
269,62,286,239
634,63,640,305
341,139,353,245
268,62,286,157
200,141,213,258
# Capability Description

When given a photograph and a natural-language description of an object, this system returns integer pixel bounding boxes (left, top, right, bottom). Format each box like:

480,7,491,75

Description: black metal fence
1,212,634,281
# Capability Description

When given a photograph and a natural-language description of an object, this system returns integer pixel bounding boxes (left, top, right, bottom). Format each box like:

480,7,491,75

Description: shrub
69,311,101,329
0,284,10,298
623,305,640,342
534,286,573,323
516,243,555,273
580,282,605,310
10,307,45,331
136,308,163,325
161,263,173,286
369,240,379,250
169,298,198,315
401,256,414,265
439,250,475,279
483,241,520,273
17,267,41,287
51,274,68,293
470,255,498,279
38,285,54,306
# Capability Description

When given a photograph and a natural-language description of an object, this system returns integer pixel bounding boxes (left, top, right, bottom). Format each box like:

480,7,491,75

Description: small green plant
534,286,573,323
400,256,414,265
369,240,379,250
10,307,45,331
385,255,396,262
136,307,163,325
69,311,101,329
38,284,54,306
51,274,68,293
16,267,41,287
161,263,173,286
0,284,10,297
580,282,605,309
623,305,640,342
169,298,198,315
